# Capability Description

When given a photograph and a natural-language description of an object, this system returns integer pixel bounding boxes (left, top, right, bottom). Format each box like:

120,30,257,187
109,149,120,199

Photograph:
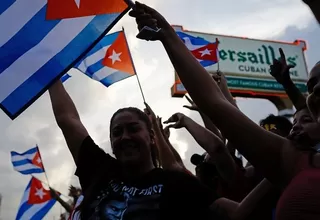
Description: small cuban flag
176,32,219,67
11,146,45,175
75,30,136,87
16,177,56,220
0,0,129,119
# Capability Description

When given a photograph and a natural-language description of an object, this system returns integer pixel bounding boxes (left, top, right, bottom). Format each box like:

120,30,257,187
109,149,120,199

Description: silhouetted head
259,114,292,137
288,108,320,148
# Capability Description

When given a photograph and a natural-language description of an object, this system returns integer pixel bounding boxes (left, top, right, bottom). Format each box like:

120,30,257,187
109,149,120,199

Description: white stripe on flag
20,200,51,219
12,153,35,162
20,187,30,204
77,45,110,72
92,66,117,81
0,0,46,47
14,163,40,172
0,15,95,103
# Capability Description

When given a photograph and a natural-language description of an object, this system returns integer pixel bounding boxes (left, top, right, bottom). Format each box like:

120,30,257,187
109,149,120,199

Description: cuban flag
0,0,129,119
16,177,56,220
176,32,219,67
75,30,136,87
11,146,45,175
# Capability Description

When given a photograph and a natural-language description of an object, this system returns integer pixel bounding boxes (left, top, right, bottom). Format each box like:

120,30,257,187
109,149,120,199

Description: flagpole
215,38,220,72
36,145,50,186
122,27,146,103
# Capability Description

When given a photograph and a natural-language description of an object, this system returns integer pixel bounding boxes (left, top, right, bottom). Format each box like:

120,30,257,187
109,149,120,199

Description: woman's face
110,111,154,166
307,64,320,123
288,108,320,146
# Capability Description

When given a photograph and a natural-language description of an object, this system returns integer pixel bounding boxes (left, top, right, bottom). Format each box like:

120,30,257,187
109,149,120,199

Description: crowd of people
48,1,320,219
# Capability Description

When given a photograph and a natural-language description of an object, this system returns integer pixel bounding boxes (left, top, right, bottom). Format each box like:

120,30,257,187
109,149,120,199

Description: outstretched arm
129,3,298,186
165,113,238,184
48,81,88,164
144,103,184,170
270,48,306,110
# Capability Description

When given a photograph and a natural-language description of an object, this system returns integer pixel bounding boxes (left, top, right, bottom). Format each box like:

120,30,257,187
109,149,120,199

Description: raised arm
48,80,88,164
144,103,184,170
270,48,306,110
183,95,223,140
129,3,297,186
165,113,238,184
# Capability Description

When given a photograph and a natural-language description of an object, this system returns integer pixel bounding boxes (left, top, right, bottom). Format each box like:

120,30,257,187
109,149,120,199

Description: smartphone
136,26,161,41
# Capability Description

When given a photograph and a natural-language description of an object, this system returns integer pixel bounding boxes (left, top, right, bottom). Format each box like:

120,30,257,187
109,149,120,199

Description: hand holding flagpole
123,0,161,41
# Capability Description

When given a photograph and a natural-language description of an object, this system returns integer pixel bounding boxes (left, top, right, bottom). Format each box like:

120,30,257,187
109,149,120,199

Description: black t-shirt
75,136,221,220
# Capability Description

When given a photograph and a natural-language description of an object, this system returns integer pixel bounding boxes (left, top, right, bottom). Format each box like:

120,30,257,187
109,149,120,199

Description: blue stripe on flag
30,199,56,220
0,0,16,14
0,13,123,117
18,168,44,175
200,60,216,67
83,60,105,77
61,73,71,83
100,71,131,87
75,31,119,65
16,182,32,220
0,5,60,74
12,159,31,166
11,147,37,156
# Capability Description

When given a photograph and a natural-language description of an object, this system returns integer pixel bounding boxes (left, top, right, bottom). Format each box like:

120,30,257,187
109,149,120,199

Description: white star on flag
35,188,46,200
199,48,212,57
36,157,42,164
108,50,122,65
74,0,81,8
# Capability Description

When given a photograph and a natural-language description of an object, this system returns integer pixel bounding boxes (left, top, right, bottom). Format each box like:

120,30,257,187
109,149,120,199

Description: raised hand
183,95,199,111
144,102,157,123
128,1,173,41
49,187,59,199
157,116,170,138
164,113,187,129
270,48,295,85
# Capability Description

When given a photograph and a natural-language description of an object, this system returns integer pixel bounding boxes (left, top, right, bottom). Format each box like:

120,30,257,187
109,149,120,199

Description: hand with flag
128,2,173,41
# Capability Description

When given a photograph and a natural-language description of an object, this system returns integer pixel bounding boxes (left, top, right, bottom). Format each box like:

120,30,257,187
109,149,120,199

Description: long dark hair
78,107,161,219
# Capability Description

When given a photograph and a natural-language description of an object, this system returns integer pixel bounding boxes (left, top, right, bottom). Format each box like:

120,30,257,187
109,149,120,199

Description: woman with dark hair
129,2,320,219
48,80,224,220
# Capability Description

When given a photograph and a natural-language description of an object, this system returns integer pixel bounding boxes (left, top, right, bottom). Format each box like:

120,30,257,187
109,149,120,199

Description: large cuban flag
0,0,129,119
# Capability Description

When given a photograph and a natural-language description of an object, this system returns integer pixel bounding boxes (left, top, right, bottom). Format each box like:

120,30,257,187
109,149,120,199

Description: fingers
135,1,156,14
185,95,193,104
183,105,192,110
279,48,286,62
287,64,295,69
164,113,179,124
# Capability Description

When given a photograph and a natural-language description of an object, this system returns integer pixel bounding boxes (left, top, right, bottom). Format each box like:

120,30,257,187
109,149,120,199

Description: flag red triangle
46,0,127,20
32,151,44,169
102,32,135,75
28,178,52,204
